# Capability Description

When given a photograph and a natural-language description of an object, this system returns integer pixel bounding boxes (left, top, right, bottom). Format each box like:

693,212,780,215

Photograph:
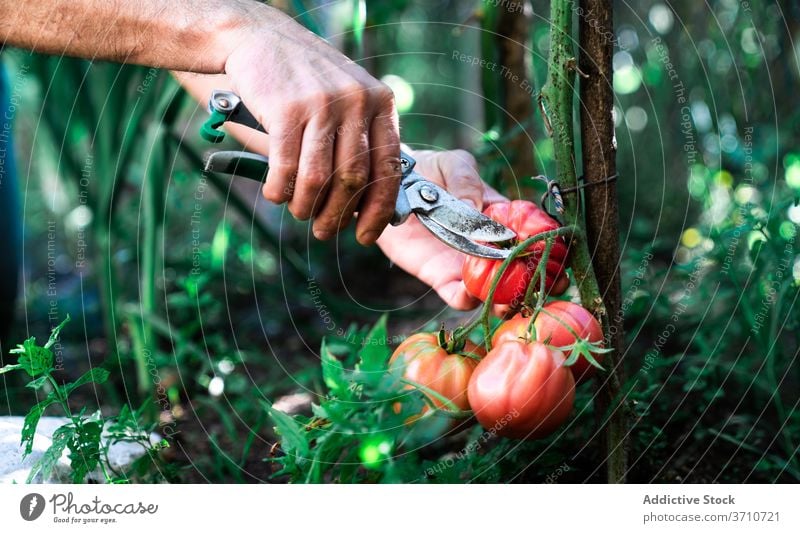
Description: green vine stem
399,378,474,419
540,0,603,317
522,238,553,312
541,0,627,482
453,226,577,351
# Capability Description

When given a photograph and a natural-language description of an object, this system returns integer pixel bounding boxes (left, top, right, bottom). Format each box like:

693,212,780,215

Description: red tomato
462,201,569,305
389,333,484,413
492,301,604,383
468,340,575,439
492,313,531,346
534,300,604,382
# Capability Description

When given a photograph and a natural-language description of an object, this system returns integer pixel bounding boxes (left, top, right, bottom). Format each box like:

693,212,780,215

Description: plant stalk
577,0,629,483
540,0,627,482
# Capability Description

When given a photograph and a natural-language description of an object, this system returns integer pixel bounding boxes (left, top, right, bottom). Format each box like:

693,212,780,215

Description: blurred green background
0,0,798,482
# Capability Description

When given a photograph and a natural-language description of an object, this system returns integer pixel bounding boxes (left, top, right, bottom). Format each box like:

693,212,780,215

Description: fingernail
314,229,334,241
358,230,381,245
463,199,478,210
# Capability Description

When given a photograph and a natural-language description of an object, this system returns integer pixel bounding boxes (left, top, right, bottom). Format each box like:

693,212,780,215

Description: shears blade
415,213,511,259
402,178,516,243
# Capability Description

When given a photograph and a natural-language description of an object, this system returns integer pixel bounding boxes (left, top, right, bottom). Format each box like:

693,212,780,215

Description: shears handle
198,90,516,259
200,90,417,226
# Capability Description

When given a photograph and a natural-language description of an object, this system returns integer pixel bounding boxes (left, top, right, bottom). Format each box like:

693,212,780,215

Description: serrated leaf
67,421,103,483
21,403,46,456
44,315,70,350
65,368,110,395
0,364,22,375
310,403,327,419
312,400,352,429
263,400,310,458
26,376,50,390
356,315,391,385
27,424,74,483
20,390,59,455
308,432,345,483
325,323,364,366
320,339,348,395
11,338,54,377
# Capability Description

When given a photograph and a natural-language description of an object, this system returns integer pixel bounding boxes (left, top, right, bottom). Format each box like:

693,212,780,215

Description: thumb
482,182,508,206
437,150,485,210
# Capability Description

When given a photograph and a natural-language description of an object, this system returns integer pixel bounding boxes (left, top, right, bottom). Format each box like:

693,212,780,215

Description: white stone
0,417,159,484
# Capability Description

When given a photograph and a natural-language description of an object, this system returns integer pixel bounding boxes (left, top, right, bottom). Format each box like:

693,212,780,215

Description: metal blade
403,179,516,243
204,151,270,182
416,214,511,259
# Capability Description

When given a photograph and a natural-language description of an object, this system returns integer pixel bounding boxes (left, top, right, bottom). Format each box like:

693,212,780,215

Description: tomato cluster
389,201,607,441
462,200,570,305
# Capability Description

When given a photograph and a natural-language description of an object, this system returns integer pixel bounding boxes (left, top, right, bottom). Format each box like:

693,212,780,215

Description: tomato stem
522,238,554,340
399,378,473,418
453,225,577,351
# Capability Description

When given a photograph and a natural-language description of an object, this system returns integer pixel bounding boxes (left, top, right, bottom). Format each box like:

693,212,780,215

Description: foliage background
1,0,798,482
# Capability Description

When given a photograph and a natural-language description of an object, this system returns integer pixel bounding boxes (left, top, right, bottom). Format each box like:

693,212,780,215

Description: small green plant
266,316,468,483
1,316,162,483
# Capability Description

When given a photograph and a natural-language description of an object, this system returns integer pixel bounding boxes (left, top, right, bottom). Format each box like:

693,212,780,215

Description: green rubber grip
200,110,229,143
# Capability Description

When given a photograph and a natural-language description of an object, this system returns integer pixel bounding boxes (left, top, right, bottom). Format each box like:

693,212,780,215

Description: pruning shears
199,90,515,259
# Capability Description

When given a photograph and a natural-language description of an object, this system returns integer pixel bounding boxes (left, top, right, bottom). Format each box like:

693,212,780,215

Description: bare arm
0,0,259,73
1,0,401,245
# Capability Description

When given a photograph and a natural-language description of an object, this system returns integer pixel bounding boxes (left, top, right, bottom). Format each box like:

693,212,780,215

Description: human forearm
0,0,287,74
5,0,401,245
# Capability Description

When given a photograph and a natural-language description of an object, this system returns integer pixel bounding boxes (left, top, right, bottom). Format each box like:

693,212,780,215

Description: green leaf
0,364,22,375
27,424,74,483
305,432,344,483
67,421,103,483
20,392,59,455
356,315,391,386
10,338,54,377
44,315,70,350
65,368,110,395
26,376,50,390
263,400,309,458
21,403,46,456
320,339,348,395
324,323,364,366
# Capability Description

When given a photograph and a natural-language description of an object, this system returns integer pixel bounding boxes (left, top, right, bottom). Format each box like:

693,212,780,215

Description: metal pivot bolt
419,185,439,203
210,90,241,113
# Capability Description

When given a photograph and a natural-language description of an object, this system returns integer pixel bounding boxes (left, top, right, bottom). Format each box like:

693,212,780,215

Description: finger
261,115,305,204
492,304,514,318
312,117,370,239
483,183,508,206
436,280,481,311
438,150,485,210
287,116,335,220
355,91,401,245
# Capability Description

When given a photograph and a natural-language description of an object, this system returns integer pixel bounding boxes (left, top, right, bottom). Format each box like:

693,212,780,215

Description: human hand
376,149,507,310
220,4,401,245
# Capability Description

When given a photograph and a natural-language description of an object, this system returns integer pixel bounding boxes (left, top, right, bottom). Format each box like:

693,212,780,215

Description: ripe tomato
492,301,604,383
491,313,531,346
468,340,575,439
389,333,484,413
462,201,569,305
534,300,604,382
